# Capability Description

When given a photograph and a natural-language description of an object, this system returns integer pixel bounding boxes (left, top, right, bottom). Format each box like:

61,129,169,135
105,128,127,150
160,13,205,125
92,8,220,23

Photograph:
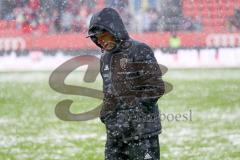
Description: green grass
0,69,240,160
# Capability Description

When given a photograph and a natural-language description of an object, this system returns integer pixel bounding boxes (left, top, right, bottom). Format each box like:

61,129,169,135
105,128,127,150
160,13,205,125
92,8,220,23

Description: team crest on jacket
120,58,128,69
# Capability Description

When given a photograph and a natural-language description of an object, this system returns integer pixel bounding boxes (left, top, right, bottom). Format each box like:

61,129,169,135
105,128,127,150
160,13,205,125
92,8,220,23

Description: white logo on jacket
104,65,109,71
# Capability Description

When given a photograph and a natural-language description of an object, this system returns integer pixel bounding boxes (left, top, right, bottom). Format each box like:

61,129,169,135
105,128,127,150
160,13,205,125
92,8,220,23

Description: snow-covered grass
0,69,239,160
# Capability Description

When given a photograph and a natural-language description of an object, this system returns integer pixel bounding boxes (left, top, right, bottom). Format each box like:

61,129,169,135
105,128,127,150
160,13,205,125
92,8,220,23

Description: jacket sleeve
125,43,165,106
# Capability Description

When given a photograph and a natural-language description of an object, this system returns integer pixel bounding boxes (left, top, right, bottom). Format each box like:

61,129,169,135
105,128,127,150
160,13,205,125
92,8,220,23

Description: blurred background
0,0,239,69
0,0,240,160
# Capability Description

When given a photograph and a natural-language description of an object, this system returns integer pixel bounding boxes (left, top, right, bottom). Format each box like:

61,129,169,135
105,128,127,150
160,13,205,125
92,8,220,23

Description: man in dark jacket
87,7,165,160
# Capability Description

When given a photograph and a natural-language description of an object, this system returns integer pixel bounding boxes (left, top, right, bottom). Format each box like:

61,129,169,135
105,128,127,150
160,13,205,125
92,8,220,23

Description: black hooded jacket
88,8,165,141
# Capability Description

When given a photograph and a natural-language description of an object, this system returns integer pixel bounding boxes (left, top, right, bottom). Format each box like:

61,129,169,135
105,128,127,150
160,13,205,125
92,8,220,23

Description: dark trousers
105,135,160,160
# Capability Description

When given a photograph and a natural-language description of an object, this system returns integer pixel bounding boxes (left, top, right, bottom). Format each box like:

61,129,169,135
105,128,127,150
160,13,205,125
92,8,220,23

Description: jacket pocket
130,105,161,139
105,110,131,139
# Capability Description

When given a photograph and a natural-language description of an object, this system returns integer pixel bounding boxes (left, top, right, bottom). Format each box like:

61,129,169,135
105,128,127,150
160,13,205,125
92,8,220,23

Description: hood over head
87,8,130,51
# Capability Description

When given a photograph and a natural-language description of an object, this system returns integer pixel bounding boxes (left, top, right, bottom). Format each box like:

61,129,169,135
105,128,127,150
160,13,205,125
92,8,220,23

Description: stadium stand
1,0,239,33
0,0,239,51
182,0,240,32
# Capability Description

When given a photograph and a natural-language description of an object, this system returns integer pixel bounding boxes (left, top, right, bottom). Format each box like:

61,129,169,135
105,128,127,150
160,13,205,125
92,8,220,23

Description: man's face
96,31,116,51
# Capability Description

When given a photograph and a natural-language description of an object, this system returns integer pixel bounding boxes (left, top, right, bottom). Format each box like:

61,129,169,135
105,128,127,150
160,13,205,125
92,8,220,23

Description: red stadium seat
182,0,237,32
0,20,8,29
